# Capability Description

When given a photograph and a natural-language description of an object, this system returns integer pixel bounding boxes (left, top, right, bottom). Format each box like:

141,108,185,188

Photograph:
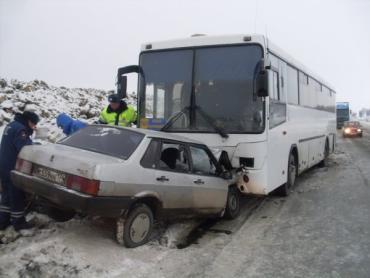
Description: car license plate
33,166,66,185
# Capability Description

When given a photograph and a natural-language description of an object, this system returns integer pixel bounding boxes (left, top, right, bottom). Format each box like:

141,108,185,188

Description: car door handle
193,179,205,185
156,176,169,182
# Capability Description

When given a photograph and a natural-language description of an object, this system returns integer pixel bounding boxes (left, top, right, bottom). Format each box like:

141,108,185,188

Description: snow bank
0,78,137,142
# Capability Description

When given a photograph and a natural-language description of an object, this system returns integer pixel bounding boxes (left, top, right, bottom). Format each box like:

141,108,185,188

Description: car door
188,144,228,214
153,140,194,212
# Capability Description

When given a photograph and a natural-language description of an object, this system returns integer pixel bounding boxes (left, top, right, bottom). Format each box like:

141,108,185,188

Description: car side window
158,142,190,172
141,139,161,169
190,146,217,176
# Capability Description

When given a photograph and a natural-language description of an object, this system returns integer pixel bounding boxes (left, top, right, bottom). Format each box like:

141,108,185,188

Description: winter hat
108,94,121,103
23,111,39,124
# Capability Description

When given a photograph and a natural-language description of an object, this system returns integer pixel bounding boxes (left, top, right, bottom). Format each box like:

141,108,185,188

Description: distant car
342,121,363,138
11,125,240,247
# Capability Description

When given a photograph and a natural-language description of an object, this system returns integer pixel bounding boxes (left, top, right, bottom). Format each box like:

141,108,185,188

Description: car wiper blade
161,106,190,131
195,106,229,139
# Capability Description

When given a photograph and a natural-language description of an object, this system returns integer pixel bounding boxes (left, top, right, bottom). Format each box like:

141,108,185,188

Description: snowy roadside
0,212,205,278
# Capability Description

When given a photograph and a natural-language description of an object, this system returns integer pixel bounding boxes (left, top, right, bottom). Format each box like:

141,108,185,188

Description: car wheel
46,206,76,222
121,204,154,248
276,152,297,197
224,186,241,219
318,140,329,168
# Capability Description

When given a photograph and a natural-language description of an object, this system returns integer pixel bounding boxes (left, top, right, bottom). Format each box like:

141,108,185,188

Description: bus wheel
318,140,329,168
276,152,297,196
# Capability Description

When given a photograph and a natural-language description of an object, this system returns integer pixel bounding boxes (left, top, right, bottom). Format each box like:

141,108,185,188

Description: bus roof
141,34,335,92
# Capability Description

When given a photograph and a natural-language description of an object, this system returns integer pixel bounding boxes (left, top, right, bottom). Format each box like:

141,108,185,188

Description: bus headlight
357,129,362,132
344,128,351,134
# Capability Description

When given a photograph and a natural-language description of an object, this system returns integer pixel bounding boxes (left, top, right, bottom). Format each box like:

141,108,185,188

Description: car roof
92,125,204,145
137,128,205,144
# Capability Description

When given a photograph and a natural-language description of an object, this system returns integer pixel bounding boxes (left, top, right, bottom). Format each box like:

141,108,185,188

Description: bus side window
270,71,287,129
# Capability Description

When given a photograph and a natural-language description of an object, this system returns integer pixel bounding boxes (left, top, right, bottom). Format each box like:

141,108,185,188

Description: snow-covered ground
0,78,136,142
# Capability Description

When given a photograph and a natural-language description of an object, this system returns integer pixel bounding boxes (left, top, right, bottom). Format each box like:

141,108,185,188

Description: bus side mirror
256,70,268,97
117,75,127,99
116,65,143,99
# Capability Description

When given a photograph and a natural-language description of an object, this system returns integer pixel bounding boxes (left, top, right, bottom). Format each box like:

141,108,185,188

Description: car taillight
66,175,100,196
15,158,33,174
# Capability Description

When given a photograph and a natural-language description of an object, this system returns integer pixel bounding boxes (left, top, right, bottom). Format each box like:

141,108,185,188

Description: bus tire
318,140,329,168
276,152,297,197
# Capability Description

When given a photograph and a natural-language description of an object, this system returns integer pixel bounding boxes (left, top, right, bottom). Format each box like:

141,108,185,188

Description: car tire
318,140,329,168
46,207,76,222
224,186,241,219
121,204,154,248
276,152,297,197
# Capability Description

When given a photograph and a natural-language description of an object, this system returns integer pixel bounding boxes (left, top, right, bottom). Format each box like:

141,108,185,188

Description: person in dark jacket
0,111,39,231
56,113,87,136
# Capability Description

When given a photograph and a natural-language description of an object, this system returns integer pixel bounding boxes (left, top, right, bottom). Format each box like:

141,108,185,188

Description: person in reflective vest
0,111,39,231
98,94,137,127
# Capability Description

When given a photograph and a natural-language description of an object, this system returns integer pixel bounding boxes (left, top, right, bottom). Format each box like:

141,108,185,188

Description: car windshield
138,45,264,134
58,126,145,160
345,122,360,127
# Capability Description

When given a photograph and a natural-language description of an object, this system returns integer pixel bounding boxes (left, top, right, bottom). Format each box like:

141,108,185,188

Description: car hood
18,143,124,179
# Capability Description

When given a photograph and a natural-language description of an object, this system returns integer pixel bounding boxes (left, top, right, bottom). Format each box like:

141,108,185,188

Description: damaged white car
11,125,240,247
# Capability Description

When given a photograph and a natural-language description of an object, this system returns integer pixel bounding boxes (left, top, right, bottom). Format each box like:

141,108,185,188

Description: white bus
117,34,336,196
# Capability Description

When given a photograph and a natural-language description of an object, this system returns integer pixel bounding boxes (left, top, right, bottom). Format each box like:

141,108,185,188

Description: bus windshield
138,45,265,134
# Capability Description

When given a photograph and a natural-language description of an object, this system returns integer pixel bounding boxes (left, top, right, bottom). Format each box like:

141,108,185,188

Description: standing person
98,94,137,127
0,111,39,231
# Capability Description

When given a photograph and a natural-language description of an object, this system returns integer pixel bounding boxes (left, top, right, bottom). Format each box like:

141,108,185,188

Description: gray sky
1,0,369,112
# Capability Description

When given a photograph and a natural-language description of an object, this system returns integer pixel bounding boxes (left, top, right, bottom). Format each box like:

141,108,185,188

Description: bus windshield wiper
161,106,190,131
195,106,229,139
161,105,228,139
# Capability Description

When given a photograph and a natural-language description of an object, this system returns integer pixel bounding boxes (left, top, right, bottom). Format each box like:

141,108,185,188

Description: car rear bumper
343,132,362,137
11,171,134,218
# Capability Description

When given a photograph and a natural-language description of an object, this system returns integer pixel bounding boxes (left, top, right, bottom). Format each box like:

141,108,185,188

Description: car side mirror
256,70,268,97
220,171,232,180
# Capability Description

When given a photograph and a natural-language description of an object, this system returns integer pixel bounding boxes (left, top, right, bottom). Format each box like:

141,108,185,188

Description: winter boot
0,221,10,231
13,219,35,232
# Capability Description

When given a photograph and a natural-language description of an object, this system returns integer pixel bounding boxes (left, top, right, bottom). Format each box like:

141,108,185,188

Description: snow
0,212,203,277
0,78,137,143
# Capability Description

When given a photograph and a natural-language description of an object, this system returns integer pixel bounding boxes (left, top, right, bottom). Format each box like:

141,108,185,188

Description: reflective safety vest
99,105,137,127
